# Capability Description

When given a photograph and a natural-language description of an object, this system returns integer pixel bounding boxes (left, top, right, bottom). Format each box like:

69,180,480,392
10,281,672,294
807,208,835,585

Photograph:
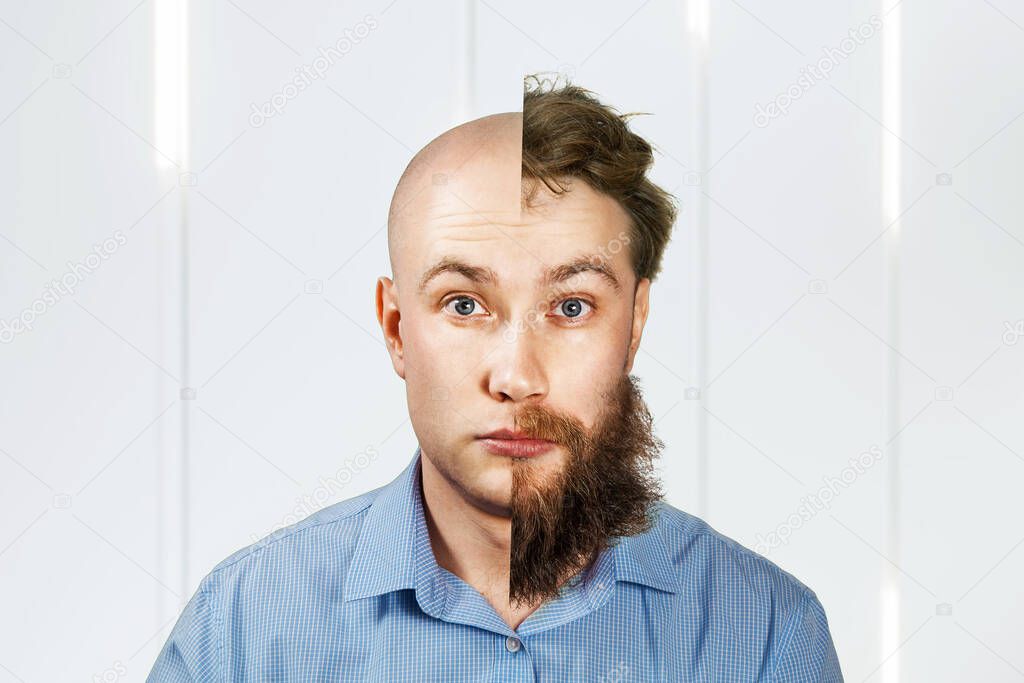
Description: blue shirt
149,447,843,682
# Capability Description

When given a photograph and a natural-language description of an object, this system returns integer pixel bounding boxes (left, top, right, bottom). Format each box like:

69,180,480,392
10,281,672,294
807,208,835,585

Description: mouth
477,429,556,458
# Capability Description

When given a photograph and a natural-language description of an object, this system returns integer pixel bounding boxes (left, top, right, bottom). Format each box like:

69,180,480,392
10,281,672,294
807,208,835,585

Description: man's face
378,116,650,519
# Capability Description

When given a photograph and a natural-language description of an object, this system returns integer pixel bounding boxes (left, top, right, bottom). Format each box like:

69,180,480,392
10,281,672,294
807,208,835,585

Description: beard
509,373,664,607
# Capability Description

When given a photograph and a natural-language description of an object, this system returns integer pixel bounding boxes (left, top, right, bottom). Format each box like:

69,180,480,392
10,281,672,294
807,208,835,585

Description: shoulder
649,501,841,679
201,484,385,590
147,485,391,679
653,500,815,605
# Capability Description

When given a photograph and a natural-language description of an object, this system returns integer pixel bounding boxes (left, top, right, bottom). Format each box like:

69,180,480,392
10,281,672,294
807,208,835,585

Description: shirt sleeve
772,588,844,683
146,572,222,682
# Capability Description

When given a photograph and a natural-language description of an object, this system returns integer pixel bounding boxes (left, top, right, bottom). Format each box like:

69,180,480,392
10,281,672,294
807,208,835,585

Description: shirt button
505,636,522,653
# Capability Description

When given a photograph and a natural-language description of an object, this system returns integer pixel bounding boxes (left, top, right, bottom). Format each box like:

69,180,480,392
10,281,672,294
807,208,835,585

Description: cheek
405,313,490,377
401,313,491,415
546,335,625,425
550,312,631,367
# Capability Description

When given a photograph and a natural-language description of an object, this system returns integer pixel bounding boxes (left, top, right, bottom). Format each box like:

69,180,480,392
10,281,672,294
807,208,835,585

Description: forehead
402,178,634,292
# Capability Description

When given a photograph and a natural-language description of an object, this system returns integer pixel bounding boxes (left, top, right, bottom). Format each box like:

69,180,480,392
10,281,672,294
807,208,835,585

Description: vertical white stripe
154,0,191,613
154,0,188,169
458,0,476,121
881,2,902,681
688,0,710,517
178,0,192,600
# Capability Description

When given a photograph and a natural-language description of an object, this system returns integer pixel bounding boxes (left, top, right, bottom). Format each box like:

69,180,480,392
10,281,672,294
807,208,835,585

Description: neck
418,453,543,629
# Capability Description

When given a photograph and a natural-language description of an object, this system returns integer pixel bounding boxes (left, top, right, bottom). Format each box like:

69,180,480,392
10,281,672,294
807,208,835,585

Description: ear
624,277,651,374
376,276,406,379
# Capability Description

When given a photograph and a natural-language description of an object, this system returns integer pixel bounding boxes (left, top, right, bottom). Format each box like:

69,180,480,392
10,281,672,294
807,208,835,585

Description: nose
485,325,549,403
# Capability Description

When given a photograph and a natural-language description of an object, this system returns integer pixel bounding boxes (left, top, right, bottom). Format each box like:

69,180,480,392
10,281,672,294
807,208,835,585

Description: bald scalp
386,113,523,286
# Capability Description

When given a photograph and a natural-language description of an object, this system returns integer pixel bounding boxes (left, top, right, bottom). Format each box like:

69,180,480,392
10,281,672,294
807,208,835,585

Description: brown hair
522,73,678,282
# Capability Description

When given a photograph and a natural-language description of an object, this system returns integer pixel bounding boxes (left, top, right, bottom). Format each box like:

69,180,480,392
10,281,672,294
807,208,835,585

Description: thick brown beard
509,374,664,607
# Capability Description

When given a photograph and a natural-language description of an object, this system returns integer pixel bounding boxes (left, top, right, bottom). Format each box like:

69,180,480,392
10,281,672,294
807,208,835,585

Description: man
149,76,843,682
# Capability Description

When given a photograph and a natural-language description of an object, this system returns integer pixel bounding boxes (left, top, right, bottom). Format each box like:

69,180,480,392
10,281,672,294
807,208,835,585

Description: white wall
0,1,1021,681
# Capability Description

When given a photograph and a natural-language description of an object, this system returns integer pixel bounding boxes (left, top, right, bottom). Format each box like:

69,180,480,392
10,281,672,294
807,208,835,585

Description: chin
451,453,510,514
467,485,512,518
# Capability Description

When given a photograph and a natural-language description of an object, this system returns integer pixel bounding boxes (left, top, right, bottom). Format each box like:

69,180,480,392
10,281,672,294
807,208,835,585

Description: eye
442,295,487,317
552,297,593,321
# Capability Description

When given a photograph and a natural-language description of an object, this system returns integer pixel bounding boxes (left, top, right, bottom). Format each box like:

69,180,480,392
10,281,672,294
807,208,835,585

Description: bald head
387,113,523,285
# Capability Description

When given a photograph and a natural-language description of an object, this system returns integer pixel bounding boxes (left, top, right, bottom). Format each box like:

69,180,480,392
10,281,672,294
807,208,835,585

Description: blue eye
556,298,592,319
444,296,482,316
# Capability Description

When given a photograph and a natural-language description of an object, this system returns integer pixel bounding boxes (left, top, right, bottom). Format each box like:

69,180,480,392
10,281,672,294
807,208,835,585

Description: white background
1,1,1022,681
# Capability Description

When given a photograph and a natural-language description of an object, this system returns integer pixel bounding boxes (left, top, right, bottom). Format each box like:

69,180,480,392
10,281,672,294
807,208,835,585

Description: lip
477,429,556,458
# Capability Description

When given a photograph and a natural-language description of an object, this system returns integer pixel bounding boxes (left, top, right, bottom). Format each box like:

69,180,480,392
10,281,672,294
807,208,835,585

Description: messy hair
522,74,678,282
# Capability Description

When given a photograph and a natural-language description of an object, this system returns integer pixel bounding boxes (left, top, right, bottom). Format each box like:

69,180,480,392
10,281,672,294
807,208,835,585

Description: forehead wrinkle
429,227,508,241
417,250,624,298
427,208,547,269
426,207,520,230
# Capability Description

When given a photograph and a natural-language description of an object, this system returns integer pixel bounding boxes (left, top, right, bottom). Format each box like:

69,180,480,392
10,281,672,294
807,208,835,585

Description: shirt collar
612,500,682,594
343,446,680,605
343,446,447,614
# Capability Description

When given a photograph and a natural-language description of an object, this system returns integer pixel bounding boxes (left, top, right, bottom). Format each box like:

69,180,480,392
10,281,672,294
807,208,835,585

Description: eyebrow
543,256,622,293
417,254,622,294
